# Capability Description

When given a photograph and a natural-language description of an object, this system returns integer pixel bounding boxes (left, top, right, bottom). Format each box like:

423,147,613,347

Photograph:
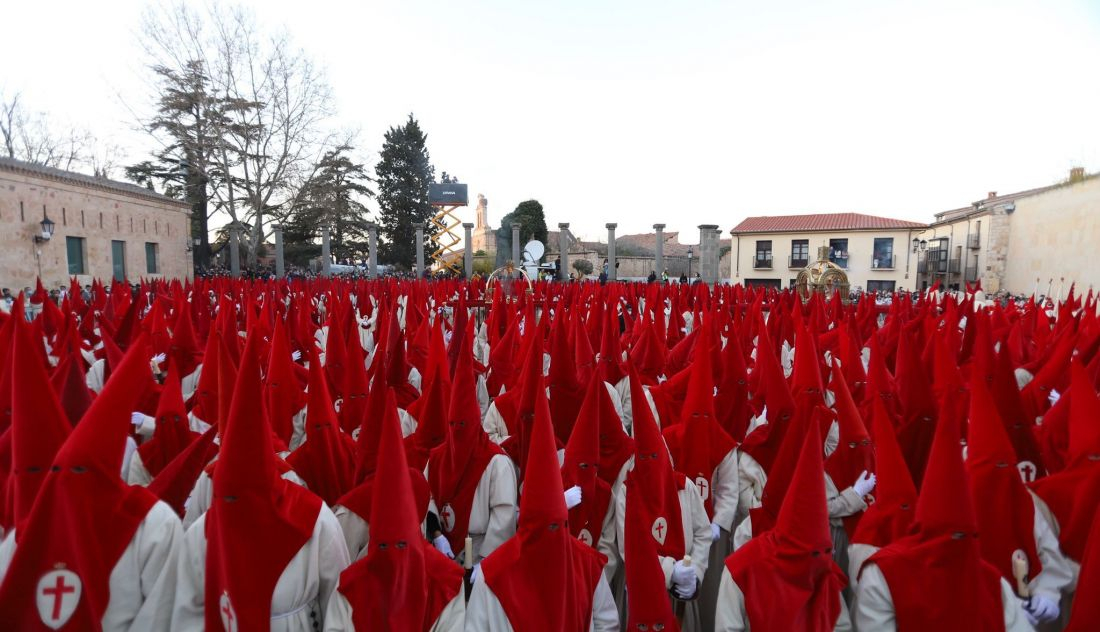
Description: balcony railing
926,250,948,273
788,255,809,269
965,266,979,282
917,261,928,274
753,256,773,269
829,253,849,269
968,234,981,249
949,258,962,273
872,255,895,270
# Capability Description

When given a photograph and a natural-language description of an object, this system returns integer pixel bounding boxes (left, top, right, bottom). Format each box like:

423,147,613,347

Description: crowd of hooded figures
0,274,1096,631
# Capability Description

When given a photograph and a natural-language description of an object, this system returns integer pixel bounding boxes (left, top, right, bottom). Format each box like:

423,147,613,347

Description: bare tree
1,90,89,170
134,3,336,267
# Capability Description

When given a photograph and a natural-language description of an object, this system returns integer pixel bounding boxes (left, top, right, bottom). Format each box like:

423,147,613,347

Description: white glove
564,485,582,510
671,561,696,598
710,522,721,542
150,353,166,372
291,350,302,362
853,470,876,497
131,412,146,427
1025,594,1060,624
470,562,482,584
432,535,455,559
1048,389,1061,406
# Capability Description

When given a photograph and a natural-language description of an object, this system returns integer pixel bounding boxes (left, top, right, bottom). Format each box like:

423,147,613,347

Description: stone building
915,168,1100,294
0,157,192,292
729,213,926,292
469,193,497,256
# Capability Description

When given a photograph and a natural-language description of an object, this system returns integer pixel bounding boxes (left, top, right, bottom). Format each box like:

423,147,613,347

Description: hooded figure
614,365,712,631
128,364,201,486
561,376,616,563
967,377,1072,627
323,353,466,631
466,367,617,631
427,325,516,567
624,477,681,632
717,417,851,631
853,392,1032,631
171,331,350,631
0,333,182,630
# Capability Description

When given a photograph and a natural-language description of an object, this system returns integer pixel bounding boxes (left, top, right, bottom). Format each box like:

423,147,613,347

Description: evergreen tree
283,146,374,266
374,114,435,268
496,199,549,266
126,60,234,271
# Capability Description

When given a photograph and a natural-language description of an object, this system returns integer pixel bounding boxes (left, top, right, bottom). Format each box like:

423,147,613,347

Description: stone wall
0,160,192,291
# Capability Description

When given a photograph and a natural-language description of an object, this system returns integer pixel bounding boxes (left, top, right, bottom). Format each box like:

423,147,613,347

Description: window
872,238,894,268
790,239,809,267
745,278,781,289
66,237,86,275
145,242,159,274
867,280,896,294
111,240,127,281
754,240,772,268
829,238,848,268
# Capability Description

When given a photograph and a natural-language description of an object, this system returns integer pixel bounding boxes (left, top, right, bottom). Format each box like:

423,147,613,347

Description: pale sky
4,0,1099,245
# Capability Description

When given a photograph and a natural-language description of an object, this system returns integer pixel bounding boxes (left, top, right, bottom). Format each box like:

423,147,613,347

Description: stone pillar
698,224,720,284
606,223,618,281
511,222,522,267
367,222,378,278
463,223,474,278
229,223,241,278
558,223,570,281
653,223,665,279
415,224,425,278
321,225,332,277
273,224,285,279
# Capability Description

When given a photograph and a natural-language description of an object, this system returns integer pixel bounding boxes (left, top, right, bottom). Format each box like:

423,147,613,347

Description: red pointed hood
203,330,322,630
137,363,199,477
824,360,874,490
286,346,357,506
340,315,372,436
547,312,585,444
427,322,503,554
726,417,846,632
561,376,614,544
9,315,71,534
335,349,464,631
405,321,451,470
851,396,918,550
480,367,608,632
353,369,398,483
50,349,94,427
597,306,626,385
0,334,158,629
266,319,307,446
624,477,681,632
627,364,687,559
966,376,1042,584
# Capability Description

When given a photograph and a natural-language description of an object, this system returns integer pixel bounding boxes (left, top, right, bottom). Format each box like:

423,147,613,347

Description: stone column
653,223,665,279
558,223,570,281
321,225,332,277
415,224,425,278
511,222,522,267
273,224,285,279
229,223,241,278
698,224,720,284
463,223,474,278
606,223,618,281
367,222,378,278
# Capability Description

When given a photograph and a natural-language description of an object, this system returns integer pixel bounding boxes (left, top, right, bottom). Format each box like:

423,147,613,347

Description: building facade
0,157,192,292
729,213,926,293
914,168,1100,294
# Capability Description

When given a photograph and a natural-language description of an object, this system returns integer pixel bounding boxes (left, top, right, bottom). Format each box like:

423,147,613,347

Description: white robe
427,453,518,566
0,501,182,632
172,505,350,631
852,563,1032,632
464,573,619,632
714,567,853,631
323,582,465,632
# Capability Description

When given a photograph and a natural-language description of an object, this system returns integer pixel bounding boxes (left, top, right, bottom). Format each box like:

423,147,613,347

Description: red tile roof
730,212,925,234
